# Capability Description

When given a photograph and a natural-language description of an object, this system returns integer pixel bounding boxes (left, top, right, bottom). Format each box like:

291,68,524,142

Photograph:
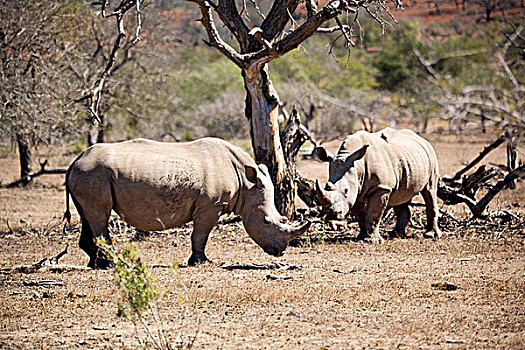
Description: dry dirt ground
0,132,523,349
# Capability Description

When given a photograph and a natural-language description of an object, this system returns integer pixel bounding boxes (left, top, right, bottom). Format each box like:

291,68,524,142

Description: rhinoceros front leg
363,188,391,244
389,203,410,239
188,205,223,266
421,186,442,239
353,203,369,240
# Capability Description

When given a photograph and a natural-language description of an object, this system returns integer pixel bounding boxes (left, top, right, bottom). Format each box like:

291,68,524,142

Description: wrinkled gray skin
65,138,310,268
315,128,441,244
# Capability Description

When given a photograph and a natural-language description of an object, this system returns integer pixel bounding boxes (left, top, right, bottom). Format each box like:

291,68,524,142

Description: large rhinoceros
65,137,310,268
314,128,441,243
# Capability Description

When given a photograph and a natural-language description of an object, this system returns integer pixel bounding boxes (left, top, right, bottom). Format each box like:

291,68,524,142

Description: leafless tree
0,1,95,184
90,0,403,217
415,22,524,201
414,24,524,134
473,0,519,22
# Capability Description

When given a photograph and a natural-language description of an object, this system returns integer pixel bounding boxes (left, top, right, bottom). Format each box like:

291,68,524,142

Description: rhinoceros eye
342,187,349,196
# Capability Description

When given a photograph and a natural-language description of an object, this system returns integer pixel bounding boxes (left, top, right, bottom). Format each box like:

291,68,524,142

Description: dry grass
0,132,523,349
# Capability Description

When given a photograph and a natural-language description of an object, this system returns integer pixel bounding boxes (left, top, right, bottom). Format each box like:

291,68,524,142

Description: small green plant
315,214,328,244
99,239,195,349
66,140,85,154
183,131,193,141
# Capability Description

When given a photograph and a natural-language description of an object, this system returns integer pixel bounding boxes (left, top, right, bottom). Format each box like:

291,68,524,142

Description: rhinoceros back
67,138,252,231
339,128,438,206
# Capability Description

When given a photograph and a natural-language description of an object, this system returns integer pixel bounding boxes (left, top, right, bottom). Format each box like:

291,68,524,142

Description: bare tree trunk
506,129,517,189
243,64,294,217
434,1,441,15
422,116,429,133
87,114,105,146
16,134,31,181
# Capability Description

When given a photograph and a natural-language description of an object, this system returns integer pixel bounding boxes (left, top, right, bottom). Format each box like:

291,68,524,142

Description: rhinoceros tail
63,167,72,224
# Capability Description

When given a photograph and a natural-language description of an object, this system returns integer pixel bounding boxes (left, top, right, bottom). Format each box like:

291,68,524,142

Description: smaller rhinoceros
64,138,310,268
314,128,441,243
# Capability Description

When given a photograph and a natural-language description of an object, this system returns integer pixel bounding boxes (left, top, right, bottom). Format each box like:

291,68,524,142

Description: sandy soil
0,131,523,349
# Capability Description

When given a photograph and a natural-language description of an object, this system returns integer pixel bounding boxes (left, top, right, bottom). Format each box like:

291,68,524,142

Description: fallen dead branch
1,263,91,275
0,245,89,274
220,262,302,271
49,244,69,265
472,165,525,217
266,274,293,280
23,279,66,287
6,159,67,188
438,130,524,219
439,165,525,218
431,282,459,291
449,132,506,182
333,268,357,274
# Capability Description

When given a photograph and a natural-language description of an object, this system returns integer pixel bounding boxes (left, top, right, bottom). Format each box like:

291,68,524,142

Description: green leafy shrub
99,240,193,349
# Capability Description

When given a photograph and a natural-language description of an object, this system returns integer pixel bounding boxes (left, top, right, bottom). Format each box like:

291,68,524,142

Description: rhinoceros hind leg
79,217,113,269
187,254,211,266
389,203,410,239
421,187,442,239
188,206,223,266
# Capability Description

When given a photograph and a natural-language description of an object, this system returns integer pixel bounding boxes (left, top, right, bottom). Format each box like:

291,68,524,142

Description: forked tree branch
190,0,246,67
216,0,251,52
82,0,142,123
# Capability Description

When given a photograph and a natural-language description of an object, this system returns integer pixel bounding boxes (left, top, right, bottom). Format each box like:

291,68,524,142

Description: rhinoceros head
314,145,369,219
241,164,311,257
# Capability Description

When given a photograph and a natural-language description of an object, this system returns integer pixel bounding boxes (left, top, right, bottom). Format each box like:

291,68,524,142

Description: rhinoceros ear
345,144,369,165
245,165,258,184
257,164,270,178
314,146,334,163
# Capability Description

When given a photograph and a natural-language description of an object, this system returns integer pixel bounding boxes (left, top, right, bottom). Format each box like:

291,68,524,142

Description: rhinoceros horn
289,221,312,240
315,179,331,206
325,182,336,191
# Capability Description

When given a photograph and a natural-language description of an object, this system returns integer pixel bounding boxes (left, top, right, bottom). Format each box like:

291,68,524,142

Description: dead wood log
1,263,90,275
438,179,478,210
23,279,66,287
431,281,459,291
472,165,525,217
280,106,322,211
49,244,69,265
6,159,67,188
0,245,89,274
220,262,302,271
449,132,506,182
296,173,319,208
461,165,500,197
506,129,518,189
438,165,525,218
279,105,308,217
266,274,293,280
333,268,357,274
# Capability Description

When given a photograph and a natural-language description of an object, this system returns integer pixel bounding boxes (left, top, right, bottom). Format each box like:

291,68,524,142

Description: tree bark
243,64,295,217
16,134,31,181
87,114,105,146
506,130,517,189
